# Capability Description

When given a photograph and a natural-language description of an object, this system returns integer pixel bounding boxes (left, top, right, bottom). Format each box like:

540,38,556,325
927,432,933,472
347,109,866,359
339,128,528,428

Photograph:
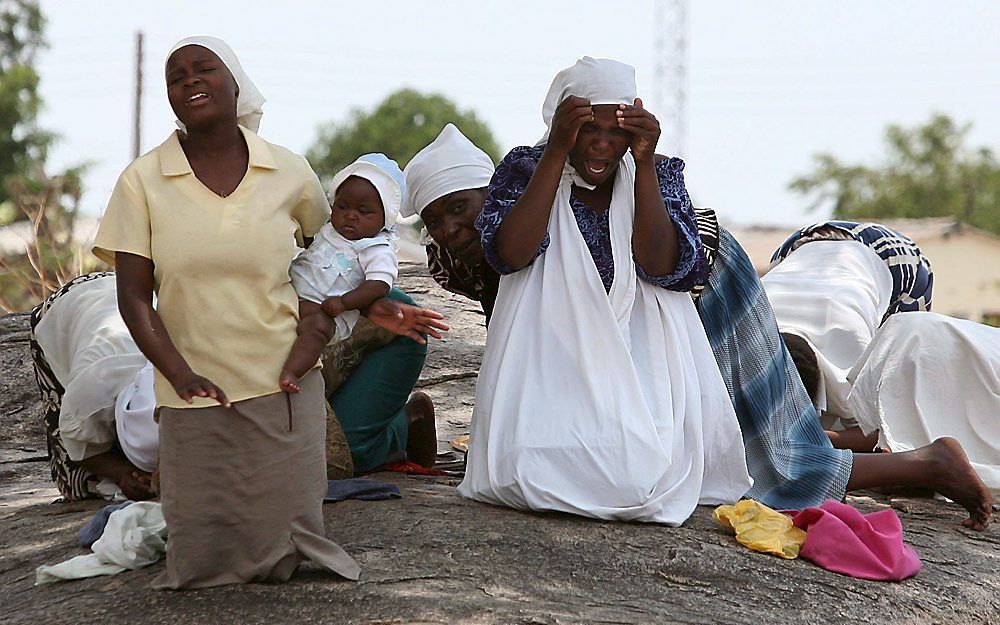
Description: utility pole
132,31,144,159
655,0,688,158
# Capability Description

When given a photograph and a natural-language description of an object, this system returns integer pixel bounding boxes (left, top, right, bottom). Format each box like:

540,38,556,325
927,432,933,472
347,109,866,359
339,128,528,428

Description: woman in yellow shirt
92,36,440,589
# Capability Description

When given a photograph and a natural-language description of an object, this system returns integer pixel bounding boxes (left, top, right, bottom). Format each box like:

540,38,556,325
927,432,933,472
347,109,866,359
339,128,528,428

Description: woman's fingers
617,104,658,122
211,383,231,408
618,119,660,135
420,326,443,340
557,95,591,112
414,306,446,321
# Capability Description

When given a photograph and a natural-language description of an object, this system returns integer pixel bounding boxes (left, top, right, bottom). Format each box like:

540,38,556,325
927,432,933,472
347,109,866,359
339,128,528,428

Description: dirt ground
2,263,998,625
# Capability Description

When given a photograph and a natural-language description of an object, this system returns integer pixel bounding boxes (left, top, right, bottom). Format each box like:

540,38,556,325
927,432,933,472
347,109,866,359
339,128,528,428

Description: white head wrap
537,57,637,146
328,153,406,231
400,124,495,218
167,36,266,133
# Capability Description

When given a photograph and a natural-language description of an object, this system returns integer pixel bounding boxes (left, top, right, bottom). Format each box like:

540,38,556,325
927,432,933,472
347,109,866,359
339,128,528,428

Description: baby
280,153,404,392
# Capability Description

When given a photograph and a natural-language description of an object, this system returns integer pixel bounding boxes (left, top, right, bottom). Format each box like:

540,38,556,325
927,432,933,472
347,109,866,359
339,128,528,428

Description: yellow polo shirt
93,127,328,409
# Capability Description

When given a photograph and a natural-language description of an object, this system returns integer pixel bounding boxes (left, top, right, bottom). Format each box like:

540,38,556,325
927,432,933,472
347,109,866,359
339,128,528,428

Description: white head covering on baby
167,35,266,133
328,153,406,231
400,124,495,218
536,56,637,146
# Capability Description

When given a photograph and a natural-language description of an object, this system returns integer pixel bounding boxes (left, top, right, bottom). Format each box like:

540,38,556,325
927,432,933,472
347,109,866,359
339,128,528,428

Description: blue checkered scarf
696,227,853,509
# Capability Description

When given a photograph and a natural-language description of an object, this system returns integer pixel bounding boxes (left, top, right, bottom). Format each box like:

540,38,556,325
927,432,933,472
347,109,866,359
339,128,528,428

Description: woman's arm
493,96,595,271
617,99,679,277
115,251,230,407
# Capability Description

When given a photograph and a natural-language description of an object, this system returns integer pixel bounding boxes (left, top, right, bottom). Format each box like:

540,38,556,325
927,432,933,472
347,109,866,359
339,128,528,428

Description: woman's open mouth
585,161,608,176
186,92,210,106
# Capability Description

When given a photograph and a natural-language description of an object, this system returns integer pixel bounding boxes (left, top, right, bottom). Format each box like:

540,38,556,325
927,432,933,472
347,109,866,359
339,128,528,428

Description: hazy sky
35,0,1000,227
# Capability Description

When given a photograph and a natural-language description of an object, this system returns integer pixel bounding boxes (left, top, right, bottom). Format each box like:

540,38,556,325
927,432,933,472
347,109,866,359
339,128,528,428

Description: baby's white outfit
291,222,398,341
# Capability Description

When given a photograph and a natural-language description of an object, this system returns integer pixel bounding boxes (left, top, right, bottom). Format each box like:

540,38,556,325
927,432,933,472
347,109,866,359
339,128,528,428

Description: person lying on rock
762,220,933,453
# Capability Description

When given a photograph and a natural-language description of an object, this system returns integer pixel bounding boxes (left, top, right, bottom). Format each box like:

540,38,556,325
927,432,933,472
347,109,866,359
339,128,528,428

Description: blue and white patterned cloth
476,146,708,292
770,220,933,320
698,226,854,509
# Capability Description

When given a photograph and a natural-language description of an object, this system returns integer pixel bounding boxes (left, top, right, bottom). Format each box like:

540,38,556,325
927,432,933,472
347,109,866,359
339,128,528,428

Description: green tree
0,0,52,216
307,88,501,184
0,1,99,311
790,114,1000,235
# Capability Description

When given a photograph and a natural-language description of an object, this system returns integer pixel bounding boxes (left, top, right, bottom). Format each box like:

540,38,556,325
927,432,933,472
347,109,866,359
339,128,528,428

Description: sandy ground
1,263,998,625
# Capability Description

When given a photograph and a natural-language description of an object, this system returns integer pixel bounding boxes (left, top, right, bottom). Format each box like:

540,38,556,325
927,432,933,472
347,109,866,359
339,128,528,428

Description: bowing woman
91,36,441,589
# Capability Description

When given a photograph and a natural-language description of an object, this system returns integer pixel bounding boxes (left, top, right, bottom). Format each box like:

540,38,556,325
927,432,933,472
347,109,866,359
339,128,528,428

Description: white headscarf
166,36,266,133
400,124,495,218
328,153,406,232
537,57,637,146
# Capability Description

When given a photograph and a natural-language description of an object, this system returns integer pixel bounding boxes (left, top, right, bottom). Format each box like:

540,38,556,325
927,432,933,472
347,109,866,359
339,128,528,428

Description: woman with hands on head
458,57,751,525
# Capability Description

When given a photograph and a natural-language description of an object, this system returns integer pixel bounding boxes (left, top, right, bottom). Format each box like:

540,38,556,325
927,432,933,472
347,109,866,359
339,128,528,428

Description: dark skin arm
115,251,230,407
826,427,881,453
619,98,680,276
321,280,391,319
495,95,595,271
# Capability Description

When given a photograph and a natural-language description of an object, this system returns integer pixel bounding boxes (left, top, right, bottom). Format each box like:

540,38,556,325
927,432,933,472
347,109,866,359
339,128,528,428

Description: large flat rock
1,264,998,625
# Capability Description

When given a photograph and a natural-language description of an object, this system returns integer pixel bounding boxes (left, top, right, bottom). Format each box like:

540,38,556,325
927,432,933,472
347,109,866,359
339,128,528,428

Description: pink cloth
791,500,921,581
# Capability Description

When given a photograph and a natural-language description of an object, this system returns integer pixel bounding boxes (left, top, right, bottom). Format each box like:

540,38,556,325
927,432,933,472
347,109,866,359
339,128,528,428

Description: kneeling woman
457,58,751,524
93,37,359,588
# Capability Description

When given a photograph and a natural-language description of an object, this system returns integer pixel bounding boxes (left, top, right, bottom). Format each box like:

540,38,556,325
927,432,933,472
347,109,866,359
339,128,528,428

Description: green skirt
325,289,428,473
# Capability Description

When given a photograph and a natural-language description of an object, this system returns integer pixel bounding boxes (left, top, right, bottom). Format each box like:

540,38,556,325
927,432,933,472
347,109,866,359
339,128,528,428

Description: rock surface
1,264,998,625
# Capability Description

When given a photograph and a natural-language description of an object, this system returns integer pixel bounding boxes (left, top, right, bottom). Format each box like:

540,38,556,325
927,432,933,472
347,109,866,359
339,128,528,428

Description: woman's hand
116,469,155,501
322,296,346,318
172,371,231,407
545,95,594,156
616,98,660,164
364,298,449,344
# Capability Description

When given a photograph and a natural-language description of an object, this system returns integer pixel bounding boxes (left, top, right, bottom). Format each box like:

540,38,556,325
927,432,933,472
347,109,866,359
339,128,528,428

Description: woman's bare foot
279,369,302,393
405,391,437,469
922,438,993,531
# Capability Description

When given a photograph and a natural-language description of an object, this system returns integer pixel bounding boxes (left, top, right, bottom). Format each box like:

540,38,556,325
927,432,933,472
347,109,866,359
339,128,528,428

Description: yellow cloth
712,499,806,559
93,127,328,408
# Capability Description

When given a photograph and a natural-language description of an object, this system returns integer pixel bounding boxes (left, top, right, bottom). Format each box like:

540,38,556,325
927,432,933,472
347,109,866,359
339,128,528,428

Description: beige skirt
152,370,360,589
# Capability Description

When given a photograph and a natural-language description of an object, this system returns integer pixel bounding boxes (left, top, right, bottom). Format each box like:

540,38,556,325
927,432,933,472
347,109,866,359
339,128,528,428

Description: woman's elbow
496,248,526,272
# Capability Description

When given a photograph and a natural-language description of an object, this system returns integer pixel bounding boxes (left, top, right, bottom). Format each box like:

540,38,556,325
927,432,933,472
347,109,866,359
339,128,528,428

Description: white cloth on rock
35,502,167,585
32,274,148,461
761,240,893,429
457,154,752,525
848,312,1000,493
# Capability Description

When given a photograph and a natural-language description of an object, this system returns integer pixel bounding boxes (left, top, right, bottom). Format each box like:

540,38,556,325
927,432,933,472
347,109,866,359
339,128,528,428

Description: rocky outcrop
1,265,997,625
